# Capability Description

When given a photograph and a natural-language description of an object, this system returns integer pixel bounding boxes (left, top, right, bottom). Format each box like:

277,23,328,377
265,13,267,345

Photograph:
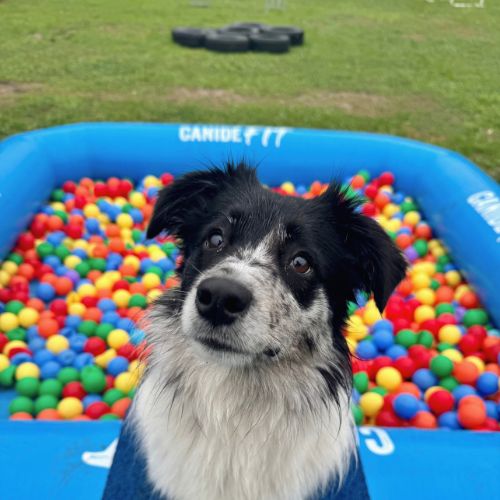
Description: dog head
147,164,407,381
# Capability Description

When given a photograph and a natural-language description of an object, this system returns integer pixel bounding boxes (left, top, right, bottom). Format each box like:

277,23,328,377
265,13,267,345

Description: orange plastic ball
459,291,479,309
457,400,486,429
435,286,455,304
453,361,479,385
410,411,437,429
11,412,34,421
38,318,60,338
397,382,421,399
37,409,62,420
55,277,73,295
111,398,132,419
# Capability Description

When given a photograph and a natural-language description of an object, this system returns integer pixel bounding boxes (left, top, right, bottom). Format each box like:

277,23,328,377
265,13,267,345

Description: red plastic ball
84,337,107,356
427,390,454,416
62,381,87,400
85,401,110,420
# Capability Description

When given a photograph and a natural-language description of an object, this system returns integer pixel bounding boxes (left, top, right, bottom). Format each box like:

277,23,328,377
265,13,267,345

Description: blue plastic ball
372,330,394,351
74,353,95,370
65,315,82,329
412,368,438,391
11,353,33,365
98,298,117,312
393,393,419,419
452,384,477,402
356,340,378,360
83,394,102,409
37,282,56,302
386,345,407,360
107,356,129,376
438,411,461,430
68,334,87,353
40,360,61,379
372,319,394,333
476,372,499,396
485,401,498,420
28,337,46,352
57,349,76,366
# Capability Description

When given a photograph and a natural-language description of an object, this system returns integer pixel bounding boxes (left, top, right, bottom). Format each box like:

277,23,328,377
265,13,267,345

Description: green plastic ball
396,329,417,348
352,405,364,425
413,239,428,257
103,389,125,406
463,309,488,327
7,327,26,342
5,300,25,314
370,386,388,396
35,394,59,414
75,262,90,278
54,210,68,223
162,242,177,256
401,200,417,213
129,294,147,309
430,355,454,377
89,258,107,272
82,366,106,393
78,320,97,337
353,372,369,394
436,303,455,316
418,330,434,348
36,242,54,258
55,245,71,260
58,367,80,385
9,396,35,415
440,375,459,391
51,189,65,202
0,366,16,387
39,379,63,398
437,342,453,352
7,253,24,265
100,413,119,421
16,377,40,397
95,323,114,340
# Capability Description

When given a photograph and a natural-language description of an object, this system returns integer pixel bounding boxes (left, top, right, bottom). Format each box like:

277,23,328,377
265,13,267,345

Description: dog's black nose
196,277,252,326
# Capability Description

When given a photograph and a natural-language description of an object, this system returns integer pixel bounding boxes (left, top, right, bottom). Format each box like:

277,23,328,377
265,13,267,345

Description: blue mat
0,420,499,500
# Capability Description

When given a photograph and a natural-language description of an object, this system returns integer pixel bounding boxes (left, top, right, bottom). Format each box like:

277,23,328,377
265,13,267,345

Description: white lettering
359,427,395,456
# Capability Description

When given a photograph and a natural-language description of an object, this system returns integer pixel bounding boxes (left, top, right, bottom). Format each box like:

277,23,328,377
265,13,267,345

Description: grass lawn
0,0,499,178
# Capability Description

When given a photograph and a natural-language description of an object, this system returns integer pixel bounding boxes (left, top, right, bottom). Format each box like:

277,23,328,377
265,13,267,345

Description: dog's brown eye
206,232,224,249
291,255,311,274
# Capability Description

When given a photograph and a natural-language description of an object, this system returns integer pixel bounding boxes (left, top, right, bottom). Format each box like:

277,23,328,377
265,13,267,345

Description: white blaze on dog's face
147,164,407,384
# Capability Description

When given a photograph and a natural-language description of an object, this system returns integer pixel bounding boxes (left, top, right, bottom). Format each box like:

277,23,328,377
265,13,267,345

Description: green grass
1,0,499,178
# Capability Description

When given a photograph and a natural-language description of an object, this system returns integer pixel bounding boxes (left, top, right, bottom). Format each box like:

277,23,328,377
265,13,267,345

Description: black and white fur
131,164,407,500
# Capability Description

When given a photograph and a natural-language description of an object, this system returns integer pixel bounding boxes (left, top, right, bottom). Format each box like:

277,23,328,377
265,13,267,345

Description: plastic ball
107,329,130,349
393,393,419,420
476,372,499,396
375,367,402,392
46,335,70,354
438,325,461,345
427,389,454,416
430,355,454,378
359,392,384,418
17,307,40,328
16,362,40,380
58,397,84,419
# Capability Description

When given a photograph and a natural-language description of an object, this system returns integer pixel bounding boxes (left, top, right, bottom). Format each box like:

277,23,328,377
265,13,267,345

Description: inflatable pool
0,123,499,499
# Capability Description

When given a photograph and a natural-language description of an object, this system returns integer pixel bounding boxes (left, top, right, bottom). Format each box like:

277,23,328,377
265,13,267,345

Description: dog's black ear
146,163,257,240
321,183,408,312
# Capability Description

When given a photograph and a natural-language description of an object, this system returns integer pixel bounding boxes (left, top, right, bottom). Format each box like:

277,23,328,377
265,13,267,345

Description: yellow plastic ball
16,362,40,380
445,271,461,287
414,305,436,323
442,348,463,363
375,366,403,392
143,175,161,188
68,303,86,317
431,246,445,258
0,312,19,332
112,290,131,308
280,182,295,195
2,261,18,275
455,285,470,300
363,305,382,326
383,203,399,218
64,255,81,269
360,392,384,417
114,372,137,393
346,316,368,341
438,325,461,345
403,211,421,226
130,192,146,209
77,283,97,298
46,335,70,354
117,213,134,229
58,397,83,419
465,356,485,374
83,204,100,218
415,288,436,306
17,307,40,328
386,219,402,233
147,289,163,302
108,329,130,349
412,273,431,290
0,270,10,286
95,277,113,291
73,239,89,251
0,354,10,371
123,255,141,271
142,273,161,290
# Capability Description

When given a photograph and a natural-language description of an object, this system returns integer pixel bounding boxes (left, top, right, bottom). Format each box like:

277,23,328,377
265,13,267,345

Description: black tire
171,27,209,48
217,26,259,37
261,26,304,46
205,33,249,53
224,22,268,31
249,33,290,53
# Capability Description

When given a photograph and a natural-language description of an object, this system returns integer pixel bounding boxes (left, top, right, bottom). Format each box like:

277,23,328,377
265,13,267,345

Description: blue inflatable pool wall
1,123,499,325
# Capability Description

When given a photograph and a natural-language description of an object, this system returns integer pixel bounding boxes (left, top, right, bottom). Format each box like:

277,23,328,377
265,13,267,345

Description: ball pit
0,167,497,431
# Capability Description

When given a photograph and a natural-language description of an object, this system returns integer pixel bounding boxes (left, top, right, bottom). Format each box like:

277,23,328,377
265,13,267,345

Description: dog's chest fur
132,336,355,500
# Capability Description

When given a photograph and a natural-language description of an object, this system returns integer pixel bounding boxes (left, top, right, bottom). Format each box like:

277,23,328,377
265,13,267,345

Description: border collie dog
132,164,407,500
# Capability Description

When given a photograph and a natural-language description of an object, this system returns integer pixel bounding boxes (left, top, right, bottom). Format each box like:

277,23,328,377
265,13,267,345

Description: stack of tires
172,22,304,54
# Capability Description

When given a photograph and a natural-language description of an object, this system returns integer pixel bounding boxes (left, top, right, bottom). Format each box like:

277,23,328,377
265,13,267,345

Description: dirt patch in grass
0,81,42,97
166,87,253,106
